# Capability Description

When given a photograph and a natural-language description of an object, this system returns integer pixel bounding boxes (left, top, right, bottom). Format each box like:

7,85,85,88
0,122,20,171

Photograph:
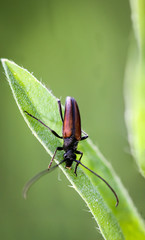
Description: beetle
23,96,119,207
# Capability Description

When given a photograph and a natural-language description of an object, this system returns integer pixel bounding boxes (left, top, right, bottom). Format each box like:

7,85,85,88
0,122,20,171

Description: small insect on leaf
23,96,119,207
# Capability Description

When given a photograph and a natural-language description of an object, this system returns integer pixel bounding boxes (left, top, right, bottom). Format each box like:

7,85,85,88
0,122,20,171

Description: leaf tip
1,58,16,69
1,59,11,72
1,58,9,63
1,58,7,67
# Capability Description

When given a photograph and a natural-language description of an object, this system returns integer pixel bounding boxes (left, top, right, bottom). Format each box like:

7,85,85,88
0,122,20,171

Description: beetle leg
48,147,63,169
24,111,63,139
57,99,64,122
74,150,83,176
81,130,88,141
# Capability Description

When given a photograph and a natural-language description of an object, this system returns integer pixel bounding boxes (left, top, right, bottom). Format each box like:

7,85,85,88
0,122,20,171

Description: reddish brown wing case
63,97,81,140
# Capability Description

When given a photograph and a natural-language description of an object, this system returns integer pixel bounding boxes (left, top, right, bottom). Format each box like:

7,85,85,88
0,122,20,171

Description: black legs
24,111,63,139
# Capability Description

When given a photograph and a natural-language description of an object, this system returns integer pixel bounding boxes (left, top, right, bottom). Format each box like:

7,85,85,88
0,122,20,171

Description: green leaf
125,0,145,177
2,59,145,240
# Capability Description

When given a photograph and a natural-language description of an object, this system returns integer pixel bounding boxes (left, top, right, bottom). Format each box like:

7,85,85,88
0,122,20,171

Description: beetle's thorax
64,149,76,160
63,136,78,151
63,137,78,168
63,149,77,168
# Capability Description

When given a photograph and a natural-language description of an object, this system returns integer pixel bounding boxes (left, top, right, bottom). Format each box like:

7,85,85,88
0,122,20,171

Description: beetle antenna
74,160,119,207
23,159,66,199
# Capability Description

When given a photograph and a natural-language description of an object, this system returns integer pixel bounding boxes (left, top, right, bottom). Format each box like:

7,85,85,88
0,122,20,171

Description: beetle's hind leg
57,99,64,122
24,111,63,139
81,130,88,141
74,150,83,176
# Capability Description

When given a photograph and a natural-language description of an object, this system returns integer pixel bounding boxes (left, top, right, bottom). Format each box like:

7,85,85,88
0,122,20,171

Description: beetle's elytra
63,97,81,140
23,96,119,207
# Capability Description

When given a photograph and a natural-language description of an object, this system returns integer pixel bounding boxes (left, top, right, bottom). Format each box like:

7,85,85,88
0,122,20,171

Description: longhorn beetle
23,96,119,207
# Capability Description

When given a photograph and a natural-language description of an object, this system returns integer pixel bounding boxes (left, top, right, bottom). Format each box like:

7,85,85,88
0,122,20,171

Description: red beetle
24,97,119,207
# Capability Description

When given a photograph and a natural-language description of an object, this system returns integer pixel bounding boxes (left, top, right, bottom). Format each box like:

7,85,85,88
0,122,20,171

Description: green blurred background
0,1,145,240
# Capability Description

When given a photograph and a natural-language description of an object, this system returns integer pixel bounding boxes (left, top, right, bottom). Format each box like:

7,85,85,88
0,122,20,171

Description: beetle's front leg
48,147,63,169
74,150,83,176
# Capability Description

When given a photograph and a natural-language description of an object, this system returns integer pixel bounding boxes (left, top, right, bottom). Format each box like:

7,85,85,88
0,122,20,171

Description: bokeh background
0,1,145,240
